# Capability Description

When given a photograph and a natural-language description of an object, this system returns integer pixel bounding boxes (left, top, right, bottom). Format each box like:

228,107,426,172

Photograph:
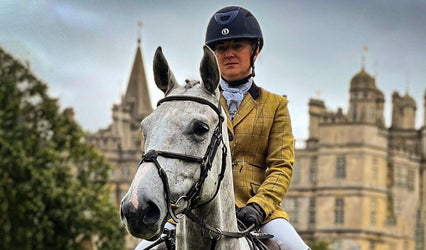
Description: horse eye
193,122,209,136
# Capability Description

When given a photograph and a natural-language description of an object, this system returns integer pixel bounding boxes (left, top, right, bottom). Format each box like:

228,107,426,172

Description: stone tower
306,98,326,149
391,91,417,129
347,68,385,127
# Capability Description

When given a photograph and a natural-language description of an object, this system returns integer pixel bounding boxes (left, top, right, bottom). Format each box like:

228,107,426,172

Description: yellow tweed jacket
220,83,294,223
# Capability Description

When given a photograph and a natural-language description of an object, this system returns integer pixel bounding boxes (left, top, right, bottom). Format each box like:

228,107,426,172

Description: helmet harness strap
250,39,260,77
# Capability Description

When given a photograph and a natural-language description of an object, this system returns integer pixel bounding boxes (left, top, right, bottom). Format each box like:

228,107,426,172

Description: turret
347,69,384,126
308,98,326,141
376,89,385,127
391,91,416,129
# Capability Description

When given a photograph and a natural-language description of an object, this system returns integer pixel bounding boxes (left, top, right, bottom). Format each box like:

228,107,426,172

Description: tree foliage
0,47,126,249
308,240,331,250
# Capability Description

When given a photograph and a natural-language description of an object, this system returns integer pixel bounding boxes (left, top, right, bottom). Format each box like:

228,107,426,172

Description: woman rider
206,6,309,249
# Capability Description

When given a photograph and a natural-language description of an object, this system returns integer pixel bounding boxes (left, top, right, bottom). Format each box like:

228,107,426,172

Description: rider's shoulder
255,85,288,105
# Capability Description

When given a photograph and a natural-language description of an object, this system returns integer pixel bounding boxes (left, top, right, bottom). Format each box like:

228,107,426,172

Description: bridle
139,94,258,250
139,95,228,222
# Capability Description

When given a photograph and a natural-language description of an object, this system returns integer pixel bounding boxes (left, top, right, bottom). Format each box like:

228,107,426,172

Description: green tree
0,47,126,249
308,240,331,250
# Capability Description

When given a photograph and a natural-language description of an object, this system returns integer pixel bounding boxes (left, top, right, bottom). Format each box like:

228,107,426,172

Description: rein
139,95,254,249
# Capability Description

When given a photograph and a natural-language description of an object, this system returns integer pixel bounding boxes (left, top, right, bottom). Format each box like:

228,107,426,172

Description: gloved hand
236,203,265,229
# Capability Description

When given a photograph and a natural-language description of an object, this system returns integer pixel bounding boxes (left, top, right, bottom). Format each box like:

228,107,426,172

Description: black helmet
205,6,263,51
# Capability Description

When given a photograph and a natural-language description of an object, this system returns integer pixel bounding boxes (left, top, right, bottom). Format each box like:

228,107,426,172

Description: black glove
236,203,265,229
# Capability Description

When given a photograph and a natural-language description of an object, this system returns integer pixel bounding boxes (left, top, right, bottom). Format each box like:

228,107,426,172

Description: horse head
120,45,226,241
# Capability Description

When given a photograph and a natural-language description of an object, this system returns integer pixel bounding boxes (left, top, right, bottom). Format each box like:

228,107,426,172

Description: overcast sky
1,0,425,141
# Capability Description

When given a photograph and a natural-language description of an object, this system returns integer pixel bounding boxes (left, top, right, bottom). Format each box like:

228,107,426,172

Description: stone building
284,65,426,250
90,39,152,248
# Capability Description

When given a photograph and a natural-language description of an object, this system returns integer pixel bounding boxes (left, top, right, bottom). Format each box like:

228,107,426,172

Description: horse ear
153,46,177,94
200,45,220,94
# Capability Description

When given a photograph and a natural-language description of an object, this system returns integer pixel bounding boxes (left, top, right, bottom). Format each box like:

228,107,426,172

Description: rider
205,6,309,249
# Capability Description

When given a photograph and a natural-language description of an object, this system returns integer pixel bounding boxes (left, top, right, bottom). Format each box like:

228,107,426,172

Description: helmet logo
221,28,230,36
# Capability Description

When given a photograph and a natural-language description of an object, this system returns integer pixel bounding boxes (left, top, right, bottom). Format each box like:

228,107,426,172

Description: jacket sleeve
247,96,294,219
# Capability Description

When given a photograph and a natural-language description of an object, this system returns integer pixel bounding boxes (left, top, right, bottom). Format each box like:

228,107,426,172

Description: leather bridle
139,95,227,222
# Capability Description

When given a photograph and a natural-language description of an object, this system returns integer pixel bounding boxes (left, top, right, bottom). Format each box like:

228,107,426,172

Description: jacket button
229,135,233,141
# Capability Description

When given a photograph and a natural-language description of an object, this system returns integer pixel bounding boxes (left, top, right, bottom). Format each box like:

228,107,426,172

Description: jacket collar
248,82,260,100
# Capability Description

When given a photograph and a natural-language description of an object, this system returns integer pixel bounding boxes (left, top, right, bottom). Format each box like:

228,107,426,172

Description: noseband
139,95,227,222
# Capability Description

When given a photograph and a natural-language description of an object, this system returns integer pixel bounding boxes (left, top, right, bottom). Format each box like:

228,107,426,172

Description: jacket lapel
220,96,234,138
231,93,256,127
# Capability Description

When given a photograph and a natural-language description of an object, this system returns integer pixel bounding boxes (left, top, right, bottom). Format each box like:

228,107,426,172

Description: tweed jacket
220,83,294,223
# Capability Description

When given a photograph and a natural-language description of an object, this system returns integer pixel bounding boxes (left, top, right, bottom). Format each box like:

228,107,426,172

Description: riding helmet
205,6,263,51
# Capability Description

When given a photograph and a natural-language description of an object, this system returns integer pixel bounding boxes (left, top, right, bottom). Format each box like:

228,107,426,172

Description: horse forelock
184,79,200,89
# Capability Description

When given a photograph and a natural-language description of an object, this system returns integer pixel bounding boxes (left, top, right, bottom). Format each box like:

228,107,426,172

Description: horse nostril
120,206,126,223
143,201,160,224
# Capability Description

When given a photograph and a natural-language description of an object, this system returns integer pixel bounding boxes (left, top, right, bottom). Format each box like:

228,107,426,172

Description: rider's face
215,39,256,82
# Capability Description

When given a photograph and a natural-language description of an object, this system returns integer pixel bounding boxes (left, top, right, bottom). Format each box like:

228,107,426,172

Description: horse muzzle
120,162,170,239
120,196,166,240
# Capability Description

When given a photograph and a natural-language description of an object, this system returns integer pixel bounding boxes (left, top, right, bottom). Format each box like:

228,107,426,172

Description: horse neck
177,183,242,249
176,143,243,249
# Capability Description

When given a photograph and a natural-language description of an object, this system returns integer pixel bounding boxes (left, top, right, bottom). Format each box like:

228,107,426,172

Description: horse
120,45,254,250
